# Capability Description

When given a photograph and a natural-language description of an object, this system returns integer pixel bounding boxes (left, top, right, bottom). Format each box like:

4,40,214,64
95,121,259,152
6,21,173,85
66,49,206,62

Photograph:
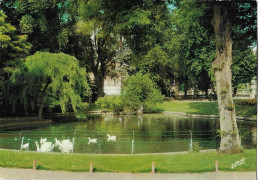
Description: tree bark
233,87,237,96
95,75,105,99
38,104,44,120
37,79,51,120
211,3,241,153
90,31,111,101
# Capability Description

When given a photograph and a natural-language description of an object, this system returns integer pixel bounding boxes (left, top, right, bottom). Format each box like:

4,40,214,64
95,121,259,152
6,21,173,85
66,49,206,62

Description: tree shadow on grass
188,102,218,115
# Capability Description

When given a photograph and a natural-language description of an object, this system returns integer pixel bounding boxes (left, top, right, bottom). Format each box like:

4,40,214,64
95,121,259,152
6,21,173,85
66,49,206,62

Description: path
0,167,256,180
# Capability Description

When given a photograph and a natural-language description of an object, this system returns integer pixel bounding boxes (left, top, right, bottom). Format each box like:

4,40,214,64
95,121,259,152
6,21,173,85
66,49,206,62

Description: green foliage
77,0,123,98
122,73,164,112
170,1,215,92
225,104,235,111
96,95,124,113
0,11,31,114
119,2,171,56
232,49,257,87
20,14,34,33
141,46,176,95
15,52,90,118
0,11,31,70
96,74,164,114
14,0,62,52
216,130,238,137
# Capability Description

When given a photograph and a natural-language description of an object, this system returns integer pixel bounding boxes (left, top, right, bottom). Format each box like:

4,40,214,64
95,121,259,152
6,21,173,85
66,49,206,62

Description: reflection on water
0,113,256,153
36,114,257,146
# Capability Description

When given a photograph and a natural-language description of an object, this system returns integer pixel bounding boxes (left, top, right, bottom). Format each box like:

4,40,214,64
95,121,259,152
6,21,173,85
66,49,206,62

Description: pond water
0,113,256,154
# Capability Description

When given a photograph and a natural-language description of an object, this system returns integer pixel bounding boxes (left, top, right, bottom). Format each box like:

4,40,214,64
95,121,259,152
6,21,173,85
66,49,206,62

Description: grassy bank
0,149,256,173
157,100,256,118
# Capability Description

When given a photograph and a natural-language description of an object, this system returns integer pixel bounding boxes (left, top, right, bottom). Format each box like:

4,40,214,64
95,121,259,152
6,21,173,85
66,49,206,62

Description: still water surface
0,113,256,154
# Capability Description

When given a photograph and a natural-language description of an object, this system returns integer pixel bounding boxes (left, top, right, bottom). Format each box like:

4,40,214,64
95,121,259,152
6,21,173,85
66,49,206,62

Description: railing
0,130,220,154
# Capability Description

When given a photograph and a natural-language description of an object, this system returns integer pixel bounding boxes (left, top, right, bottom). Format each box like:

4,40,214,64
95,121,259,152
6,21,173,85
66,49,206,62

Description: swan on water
87,137,97,144
40,138,47,145
54,138,74,153
35,141,54,152
20,137,29,151
107,134,116,142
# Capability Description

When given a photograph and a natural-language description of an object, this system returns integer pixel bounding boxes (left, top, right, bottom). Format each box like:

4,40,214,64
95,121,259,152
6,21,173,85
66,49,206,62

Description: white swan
54,138,74,153
107,134,116,142
40,138,47,145
35,141,54,152
20,137,29,151
87,137,97,144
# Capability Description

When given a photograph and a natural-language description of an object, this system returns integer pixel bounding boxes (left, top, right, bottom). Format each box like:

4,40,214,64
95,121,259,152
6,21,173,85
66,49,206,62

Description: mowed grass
0,149,256,173
157,100,256,118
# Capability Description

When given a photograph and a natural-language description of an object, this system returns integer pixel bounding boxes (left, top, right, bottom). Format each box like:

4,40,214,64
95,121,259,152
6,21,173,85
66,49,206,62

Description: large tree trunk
211,3,241,153
95,75,105,99
90,30,110,101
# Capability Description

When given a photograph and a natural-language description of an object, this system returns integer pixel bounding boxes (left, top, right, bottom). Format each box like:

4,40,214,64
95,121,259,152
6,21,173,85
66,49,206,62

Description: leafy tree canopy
141,46,176,95
0,10,31,72
232,48,257,88
169,1,215,94
12,0,63,52
122,73,164,112
12,52,90,119
0,11,31,115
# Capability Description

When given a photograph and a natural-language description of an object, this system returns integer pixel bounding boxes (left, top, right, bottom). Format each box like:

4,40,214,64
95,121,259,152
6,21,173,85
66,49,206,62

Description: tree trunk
194,85,198,99
96,78,105,98
211,3,241,153
38,104,44,120
233,87,237,97
94,73,105,100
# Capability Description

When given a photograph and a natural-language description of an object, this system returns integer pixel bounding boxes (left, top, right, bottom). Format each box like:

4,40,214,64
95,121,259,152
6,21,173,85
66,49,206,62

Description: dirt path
0,167,256,180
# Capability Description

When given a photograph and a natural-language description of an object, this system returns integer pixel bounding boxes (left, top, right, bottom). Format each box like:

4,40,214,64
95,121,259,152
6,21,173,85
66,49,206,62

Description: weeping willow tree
12,52,91,119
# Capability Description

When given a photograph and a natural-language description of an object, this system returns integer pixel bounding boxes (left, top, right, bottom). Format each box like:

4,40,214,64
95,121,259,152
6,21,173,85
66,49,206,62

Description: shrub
122,73,164,113
96,95,124,113
96,74,164,114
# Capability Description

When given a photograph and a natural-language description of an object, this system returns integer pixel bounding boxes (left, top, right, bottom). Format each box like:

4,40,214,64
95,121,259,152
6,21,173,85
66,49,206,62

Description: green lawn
0,149,256,173
157,100,256,118
89,100,256,118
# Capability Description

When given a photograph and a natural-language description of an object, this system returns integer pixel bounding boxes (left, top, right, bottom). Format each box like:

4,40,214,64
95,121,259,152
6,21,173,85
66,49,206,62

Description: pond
0,113,256,154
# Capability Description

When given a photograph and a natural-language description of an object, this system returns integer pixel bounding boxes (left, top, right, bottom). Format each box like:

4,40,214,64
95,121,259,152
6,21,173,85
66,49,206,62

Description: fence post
72,138,75,153
132,139,134,154
215,160,218,172
73,129,76,153
132,131,135,154
19,131,23,139
189,130,193,151
89,160,93,173
33,159,37,170
152,161,155,173
238,129,241,146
